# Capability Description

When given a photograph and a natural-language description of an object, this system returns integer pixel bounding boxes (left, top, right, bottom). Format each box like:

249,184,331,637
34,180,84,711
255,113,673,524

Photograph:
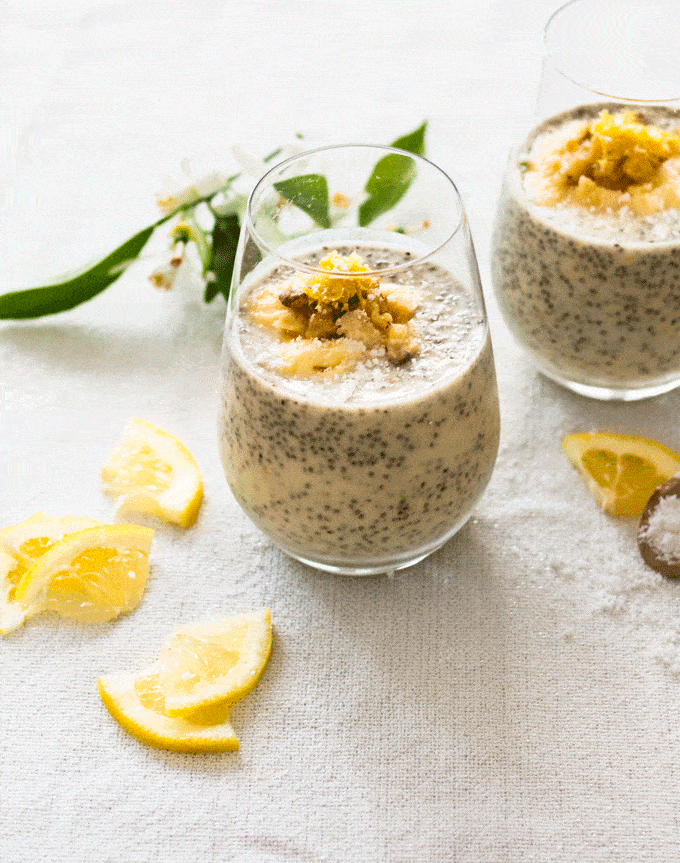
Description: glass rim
244,143,466,277
543,0,680,104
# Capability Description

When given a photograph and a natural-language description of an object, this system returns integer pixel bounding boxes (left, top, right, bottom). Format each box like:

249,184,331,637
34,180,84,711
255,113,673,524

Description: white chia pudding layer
218,245,500,568
491,103,680,391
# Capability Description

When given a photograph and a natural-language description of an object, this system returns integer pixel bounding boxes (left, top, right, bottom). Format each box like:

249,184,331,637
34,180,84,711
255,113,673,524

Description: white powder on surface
640,495,680,562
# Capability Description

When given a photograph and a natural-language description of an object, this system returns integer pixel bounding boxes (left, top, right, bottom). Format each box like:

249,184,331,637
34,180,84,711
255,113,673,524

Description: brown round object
638,474,680,577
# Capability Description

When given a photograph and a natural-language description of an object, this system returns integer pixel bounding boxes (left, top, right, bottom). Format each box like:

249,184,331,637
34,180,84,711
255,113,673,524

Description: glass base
273,512,474,576
286,548,436,577
535,364,680,402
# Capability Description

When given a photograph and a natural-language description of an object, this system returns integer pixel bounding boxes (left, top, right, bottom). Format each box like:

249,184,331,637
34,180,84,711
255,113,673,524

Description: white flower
148,262,179,290
231,146,269,180
156,170,229,216
231,143,305,180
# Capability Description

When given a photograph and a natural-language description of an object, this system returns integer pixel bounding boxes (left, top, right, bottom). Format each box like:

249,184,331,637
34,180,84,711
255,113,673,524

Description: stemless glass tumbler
218,145,500,575
491,0,680,400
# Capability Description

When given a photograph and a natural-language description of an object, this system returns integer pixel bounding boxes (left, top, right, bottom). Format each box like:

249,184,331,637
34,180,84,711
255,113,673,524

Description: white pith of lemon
8,523,153,631
562,432,680,517
97,667,239,753
0,513,103,634
101,417,203,527
97,608,272,752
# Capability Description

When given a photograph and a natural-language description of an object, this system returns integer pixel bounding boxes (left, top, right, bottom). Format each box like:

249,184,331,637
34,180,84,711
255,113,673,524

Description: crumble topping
247,251,422,376
524,109,680,216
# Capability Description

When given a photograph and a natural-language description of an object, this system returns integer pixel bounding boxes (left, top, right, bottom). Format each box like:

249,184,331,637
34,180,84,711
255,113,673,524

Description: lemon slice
97,666,239,753
562,432,680,516
0,513,103,634
12,524,153,625
160,608,272,717
101,418,203,527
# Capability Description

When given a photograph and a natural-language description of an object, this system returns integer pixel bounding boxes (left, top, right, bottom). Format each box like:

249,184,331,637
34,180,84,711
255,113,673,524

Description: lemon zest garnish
300,251,380,306
248,251,423,376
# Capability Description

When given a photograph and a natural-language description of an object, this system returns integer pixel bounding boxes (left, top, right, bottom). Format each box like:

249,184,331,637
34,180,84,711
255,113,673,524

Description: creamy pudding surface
218,245,500,571
491,103,680,396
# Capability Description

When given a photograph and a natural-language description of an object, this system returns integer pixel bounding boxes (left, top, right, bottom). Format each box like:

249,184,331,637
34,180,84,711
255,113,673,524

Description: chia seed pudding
218,244,500,574
491,103,680,399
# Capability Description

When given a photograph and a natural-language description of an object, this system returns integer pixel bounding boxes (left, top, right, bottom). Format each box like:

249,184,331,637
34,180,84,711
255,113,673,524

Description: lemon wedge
0,513,103,634
562,432,680,517
101,418,203,527
11,523,153,628
97,666,239,753
160,608,273,716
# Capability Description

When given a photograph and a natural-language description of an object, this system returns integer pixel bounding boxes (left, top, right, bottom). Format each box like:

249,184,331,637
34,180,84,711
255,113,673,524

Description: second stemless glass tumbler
218,145,500,575
491,0,680,401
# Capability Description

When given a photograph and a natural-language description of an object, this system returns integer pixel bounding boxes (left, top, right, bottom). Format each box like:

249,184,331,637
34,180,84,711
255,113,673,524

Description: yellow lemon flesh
101,417,203,527
97,608,271,752
562,432,680,517
0,513,103,634
8,524,153,632
97,667,239,753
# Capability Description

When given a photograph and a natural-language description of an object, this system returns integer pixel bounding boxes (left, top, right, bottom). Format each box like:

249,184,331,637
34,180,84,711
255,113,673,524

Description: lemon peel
101,417,203,527
562,432,680,517
586,110,680,189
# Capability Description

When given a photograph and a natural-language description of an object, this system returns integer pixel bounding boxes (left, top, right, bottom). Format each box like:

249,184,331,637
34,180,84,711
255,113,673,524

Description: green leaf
391,121,427,157
273,174,331,229
0,221,164,319
204,213,241,303
358,121,427,227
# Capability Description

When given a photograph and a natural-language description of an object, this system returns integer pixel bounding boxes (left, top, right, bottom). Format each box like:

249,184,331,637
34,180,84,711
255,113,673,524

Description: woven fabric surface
3,2,680,861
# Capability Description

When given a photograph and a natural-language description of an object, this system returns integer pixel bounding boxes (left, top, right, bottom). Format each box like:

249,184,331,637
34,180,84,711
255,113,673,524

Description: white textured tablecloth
3,2,680,861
